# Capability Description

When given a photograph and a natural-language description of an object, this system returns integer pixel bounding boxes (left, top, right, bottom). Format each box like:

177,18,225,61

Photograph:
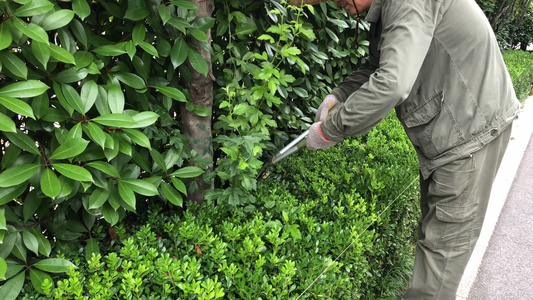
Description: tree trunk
180,0,215,205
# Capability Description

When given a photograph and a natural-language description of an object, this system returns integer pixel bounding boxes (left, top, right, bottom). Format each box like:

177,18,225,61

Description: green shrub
17,112,419,299
503,50,533,102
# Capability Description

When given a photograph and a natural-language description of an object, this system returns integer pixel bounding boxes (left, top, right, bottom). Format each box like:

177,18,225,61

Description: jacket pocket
400,92,466,159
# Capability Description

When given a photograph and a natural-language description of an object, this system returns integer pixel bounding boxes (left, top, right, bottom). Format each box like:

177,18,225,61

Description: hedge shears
257,130,309,179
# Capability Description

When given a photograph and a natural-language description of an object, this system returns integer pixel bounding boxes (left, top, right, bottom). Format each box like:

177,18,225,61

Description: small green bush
17,112,419,299
503,50,533,102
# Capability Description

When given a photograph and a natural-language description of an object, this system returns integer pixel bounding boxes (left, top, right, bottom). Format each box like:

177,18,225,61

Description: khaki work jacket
321,0,521,179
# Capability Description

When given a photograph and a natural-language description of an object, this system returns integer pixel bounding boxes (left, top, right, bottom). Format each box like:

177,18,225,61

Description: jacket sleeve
321,0,441,142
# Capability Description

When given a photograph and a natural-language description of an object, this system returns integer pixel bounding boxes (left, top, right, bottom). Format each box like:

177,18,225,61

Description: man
304,0,521,299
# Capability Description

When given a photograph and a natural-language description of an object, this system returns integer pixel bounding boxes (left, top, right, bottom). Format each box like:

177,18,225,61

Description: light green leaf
0,164,40,188
72,0,91,20
4,130,40,155
150,149,167,171
14,0,54,17
123,129,151,149
29,269,53,295
73,51,94,68
170,38,187,69
49,44,75,65
170,0,198,10
189,28,208,42
0,183,27,206
171,177,187,195
80,80,98,113
132,23,146,45
53,164,93,182
0,207,6,231
22,228,39,255
41,167,61,198
167,17,189,34
83,122,106,149
50,138,89,160
161,181,183,207
40,9,75,31
33,229,51,257
31,41,50,68
0,113,16,133
88,188,110,209
86,161,120,178
128,111,159,128
0,23,13,51
120,178,158,196
54,67,88,84
13,18,49,45
0,257,6,280
0,96,34,119
107,83,124,114
158,5,171,25
138,41,159,58
0,271,24,300
192,106,211,117
33,258,77,273
92,114,136,127
0,52,28,79
187,46,208,76
118,181,136,211
171,166,204,178
85,238,99,261
153,86,186,102
102,203,119,226
0,80,49,98
114,73,145,90
93,45,126,57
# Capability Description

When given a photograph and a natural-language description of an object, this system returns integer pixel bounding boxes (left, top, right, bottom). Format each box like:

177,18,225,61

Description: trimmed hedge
17,112,420,299
503,50,533,102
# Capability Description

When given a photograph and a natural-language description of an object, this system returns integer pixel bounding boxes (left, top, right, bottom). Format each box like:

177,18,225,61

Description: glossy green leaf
73,51,94,68
31,41,50,68
86,161,120,178
88,188,110,209
0,207,6,231
80,80,98,113
0,164,40,188
0,23,13,51
0,113,16,133
13,18,49,45
40,9,75,31
0,232,17,258
1,144,21,170
0,52,28,79
124,0,149,20
170,177,188,195
107,83,124,114
0,183,27,206
0,80,49,98
170,0,198,10
22,228,39,255
150,149,167,171
93,45,126,56
128,111,159,128
54,67,88,84
0,96,35,119
66,122,83,140
123,129,151,149
50,138,89,160
85,238,100,261
187,46,208,76
83,122,106,149
153,86,187,102
29,269,52,295
0,257,6,280
168,17,190,34
72,0,91,20
33,258,77,273
193,106,212,117
158,5,171,25
120,178,158,196
171,166,204,178
138,41,159,57
118,181,136,211
102,203,119,226
41,167,61,198
170,38,188,69
14,0,54,17
33,229,51,257
92,114,136,127
4,130,39,155
114,73,145,90
49,44,75,65
161,181,183,207
53,164,93,182
189,27,208,42
0,271,24,300
132,23,146,45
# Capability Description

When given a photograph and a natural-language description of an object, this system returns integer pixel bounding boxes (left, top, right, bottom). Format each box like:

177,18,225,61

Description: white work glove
307,122,336,150
315,95,340,122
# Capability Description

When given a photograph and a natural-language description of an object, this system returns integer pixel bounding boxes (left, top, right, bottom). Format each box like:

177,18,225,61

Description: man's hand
315,95,340,122
307,122,336,150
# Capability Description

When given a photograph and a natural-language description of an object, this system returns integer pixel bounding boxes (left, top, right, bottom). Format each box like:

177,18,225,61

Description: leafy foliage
503,50,533,101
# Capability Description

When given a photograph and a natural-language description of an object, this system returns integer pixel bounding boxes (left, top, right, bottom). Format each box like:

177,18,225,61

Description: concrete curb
456,96,533,299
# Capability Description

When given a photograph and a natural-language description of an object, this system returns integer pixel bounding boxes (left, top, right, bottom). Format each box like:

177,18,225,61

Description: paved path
456,96,533,299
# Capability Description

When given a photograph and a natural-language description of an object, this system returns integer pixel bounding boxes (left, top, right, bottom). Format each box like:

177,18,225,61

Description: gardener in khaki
304,0,521,298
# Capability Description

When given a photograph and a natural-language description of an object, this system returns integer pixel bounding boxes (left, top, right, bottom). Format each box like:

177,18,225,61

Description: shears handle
271,130,309,164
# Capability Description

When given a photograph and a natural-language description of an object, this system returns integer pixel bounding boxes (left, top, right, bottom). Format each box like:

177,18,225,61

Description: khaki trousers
402,126,512,300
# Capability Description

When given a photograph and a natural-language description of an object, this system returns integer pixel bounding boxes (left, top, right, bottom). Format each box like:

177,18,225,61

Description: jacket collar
366,0,382,22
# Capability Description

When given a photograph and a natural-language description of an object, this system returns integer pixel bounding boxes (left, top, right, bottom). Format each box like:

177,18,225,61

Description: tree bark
180,0,215,205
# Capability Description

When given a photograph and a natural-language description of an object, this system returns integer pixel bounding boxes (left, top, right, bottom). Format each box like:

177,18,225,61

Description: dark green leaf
161,181,183,207
129,111,159,128
0,113,16,133
40,167,61,198
0,164,40,188
170,38,188,69
4,130,40,155
167,17,189,34
132,23,146,45
33,258,77,273
0,183,27,206
85,238,100,261
0,271,24,300
118,181,136,211
102,203,119,225
54,67,88,84
14,0,54,17
49,44,75,65
120,178,158,196
123,129,151,149
0,52,28,79
73,51,94,68
1,144,21,170
0,80,49,98
88,188,110,209
80,80,98,113
158,5,171,25
153,86,186,102
150,149,167,171
40,9,75,31
13,18,49,45
86,161,120,178
72,0,91,20
53,164,93,182
0,23,13,51
0,96,35,119
171,166,204,178
93,45,126,56
107,83,125,114
31,41,50,68
50,138,89,160
114,73,145,90
92,114,136,127
171,177,187,195
33,228,51,257
138,41,159,58
124,0,149,20
189,28,208,42
29,269,52,295
22,228,39,255
187,46,208,76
